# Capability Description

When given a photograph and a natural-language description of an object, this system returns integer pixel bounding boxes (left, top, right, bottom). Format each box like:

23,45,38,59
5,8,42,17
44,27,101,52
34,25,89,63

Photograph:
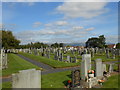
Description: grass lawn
102,74,119,88
42,71,71,88
92,55,119,62
2,82,11,88
2,70,71,88
2,71,119,88
19,52,79,68
2,53,42,76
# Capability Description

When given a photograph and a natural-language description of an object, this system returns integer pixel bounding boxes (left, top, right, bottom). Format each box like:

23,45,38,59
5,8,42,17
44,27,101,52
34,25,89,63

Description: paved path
17,54,53,70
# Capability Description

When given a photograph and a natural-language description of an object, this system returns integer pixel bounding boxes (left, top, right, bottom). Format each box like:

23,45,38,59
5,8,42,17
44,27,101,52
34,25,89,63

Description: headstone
82,54,91,70
102,64,107,72
59,53,63,61
0,49,8,69
95,59,103,78
109,64,113,73
72,70,80,87
81,60,87,81
106,49,110,58
12,69,41,88
67,56,70,63
91,48,94,57
73,56,77,63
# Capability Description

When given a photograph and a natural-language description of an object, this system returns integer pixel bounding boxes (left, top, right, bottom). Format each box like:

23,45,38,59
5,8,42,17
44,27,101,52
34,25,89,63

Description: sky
1,1,119,44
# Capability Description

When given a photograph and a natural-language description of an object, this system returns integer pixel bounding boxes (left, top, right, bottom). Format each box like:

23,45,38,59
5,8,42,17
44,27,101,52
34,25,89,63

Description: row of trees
1,30,64,49
1,30,120,49
19,42,48,49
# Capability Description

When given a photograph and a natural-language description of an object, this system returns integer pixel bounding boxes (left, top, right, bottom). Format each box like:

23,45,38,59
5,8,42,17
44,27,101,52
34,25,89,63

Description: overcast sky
2,1,119,44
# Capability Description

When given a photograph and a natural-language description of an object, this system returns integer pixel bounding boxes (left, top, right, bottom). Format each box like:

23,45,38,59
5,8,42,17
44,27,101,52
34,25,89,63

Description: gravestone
95,59,103,78
59,53,63,61
72,70,80,87
73,56,77,63
109,64,113,73
82,54,91,70
54,52,59,60
0,49,8,69
12,69,41,88
91,48,94,57
106,49,110,58
67,56,70,63
81,60,87,81
46,50,50,58
102,64,107,72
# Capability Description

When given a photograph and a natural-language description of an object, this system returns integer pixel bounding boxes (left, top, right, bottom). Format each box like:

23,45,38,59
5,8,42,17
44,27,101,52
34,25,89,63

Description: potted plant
88,70,94,78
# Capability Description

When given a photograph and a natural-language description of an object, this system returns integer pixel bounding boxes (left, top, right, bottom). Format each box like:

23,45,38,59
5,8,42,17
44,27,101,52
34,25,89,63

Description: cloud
0,23,17,30
2,0,120,2
73,26,84,30
85,27,94,31
56,2,109,19
55,21,68,26
0,24,4,29
15,25,94,44
106,35,119,44
33,22,42,28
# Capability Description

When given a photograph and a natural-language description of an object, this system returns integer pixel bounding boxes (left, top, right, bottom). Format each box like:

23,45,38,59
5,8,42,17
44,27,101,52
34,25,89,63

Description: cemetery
1,1,119,89
0,46,120,89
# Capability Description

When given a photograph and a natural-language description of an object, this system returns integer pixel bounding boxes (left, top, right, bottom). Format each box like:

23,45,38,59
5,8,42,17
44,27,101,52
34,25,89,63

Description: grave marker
12,69,41,88
95,59,103,78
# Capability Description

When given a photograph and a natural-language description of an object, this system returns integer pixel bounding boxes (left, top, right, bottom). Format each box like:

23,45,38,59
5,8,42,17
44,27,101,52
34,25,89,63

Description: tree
59,43,64,47
116,43,120,49
2,30,21,49
86,35,106,48
51,42,59,48
51,43,64,48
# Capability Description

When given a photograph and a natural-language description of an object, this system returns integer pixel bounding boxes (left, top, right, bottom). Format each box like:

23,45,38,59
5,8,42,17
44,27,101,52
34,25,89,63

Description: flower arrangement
88,70,94,74
98,80,105,85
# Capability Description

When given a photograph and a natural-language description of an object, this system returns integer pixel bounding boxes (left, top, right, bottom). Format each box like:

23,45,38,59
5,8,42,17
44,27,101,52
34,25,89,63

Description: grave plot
1,53,119,88
2,53,42,76
2,48,119,88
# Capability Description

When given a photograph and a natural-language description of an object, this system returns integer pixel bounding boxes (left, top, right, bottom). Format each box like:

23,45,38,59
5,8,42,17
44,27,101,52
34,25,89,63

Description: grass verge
19,52,79,68
2,53,42,76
